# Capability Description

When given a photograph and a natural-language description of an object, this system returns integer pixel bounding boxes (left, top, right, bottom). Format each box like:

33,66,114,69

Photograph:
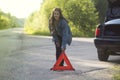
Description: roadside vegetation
113,66,120,80
24,0,108,37
0,10,24,30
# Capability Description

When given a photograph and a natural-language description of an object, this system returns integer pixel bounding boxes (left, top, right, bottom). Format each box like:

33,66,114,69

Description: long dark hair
49,8,68,26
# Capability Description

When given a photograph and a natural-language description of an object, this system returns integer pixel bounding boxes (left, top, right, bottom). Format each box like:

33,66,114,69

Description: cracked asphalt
0,28,120,80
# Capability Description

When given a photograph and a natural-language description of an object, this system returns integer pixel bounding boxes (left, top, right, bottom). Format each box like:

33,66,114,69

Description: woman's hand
56,42,60,47
62,48,65,53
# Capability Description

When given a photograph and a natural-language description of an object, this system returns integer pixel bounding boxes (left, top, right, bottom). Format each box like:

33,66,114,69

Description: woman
49,8,72,66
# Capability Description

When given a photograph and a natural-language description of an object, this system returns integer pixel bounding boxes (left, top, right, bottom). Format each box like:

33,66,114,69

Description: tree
24,0,99,37
93,0,108,23
64,0,98,36
0,10,21,30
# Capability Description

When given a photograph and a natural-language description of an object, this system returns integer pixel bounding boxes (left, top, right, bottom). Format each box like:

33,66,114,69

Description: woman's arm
61,19,69,50
49,19,59,42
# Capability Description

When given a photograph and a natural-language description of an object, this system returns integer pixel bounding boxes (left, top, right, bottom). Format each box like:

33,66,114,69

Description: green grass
33,31,50,36
113,66,120,80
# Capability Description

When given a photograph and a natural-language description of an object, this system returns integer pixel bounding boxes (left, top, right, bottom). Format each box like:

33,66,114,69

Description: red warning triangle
51,52,75,71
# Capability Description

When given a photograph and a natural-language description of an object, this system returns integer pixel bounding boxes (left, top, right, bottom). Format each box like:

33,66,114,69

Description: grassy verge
113,66,120,80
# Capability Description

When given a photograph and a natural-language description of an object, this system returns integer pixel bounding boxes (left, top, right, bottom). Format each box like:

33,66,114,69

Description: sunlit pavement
0,28,120,80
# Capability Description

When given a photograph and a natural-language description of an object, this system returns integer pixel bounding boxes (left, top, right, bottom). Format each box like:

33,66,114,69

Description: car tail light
95,28,100,37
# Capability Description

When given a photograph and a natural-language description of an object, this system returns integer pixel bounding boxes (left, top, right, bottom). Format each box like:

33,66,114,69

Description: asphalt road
0,28,120,80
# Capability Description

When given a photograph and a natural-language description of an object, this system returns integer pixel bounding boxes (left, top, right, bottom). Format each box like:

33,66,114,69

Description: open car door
105,0,120,21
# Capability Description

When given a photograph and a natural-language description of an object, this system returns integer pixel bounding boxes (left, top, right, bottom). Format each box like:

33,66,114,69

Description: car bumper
94,38,120,52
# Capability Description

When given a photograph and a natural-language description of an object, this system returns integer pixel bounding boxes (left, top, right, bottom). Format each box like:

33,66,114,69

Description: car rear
94,19,120,61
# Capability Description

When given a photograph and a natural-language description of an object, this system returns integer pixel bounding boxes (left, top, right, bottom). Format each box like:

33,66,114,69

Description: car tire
97,48,109,61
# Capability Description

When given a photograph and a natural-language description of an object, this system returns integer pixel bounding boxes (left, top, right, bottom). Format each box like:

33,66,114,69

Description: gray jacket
49,19,72,49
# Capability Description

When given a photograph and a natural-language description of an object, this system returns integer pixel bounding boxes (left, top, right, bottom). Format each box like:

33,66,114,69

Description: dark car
94,0,120,61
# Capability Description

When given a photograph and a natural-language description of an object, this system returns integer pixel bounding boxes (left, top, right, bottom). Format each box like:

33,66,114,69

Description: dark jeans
55,36,64,66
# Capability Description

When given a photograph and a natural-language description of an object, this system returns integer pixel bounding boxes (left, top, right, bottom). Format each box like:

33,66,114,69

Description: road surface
0,28,120,80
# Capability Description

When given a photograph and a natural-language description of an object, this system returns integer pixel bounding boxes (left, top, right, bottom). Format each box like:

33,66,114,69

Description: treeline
24,0,108,37
93,0,108,23
0,10,23,30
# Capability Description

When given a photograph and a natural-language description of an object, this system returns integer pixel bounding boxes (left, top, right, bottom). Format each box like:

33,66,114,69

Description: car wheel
97,48,109,61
